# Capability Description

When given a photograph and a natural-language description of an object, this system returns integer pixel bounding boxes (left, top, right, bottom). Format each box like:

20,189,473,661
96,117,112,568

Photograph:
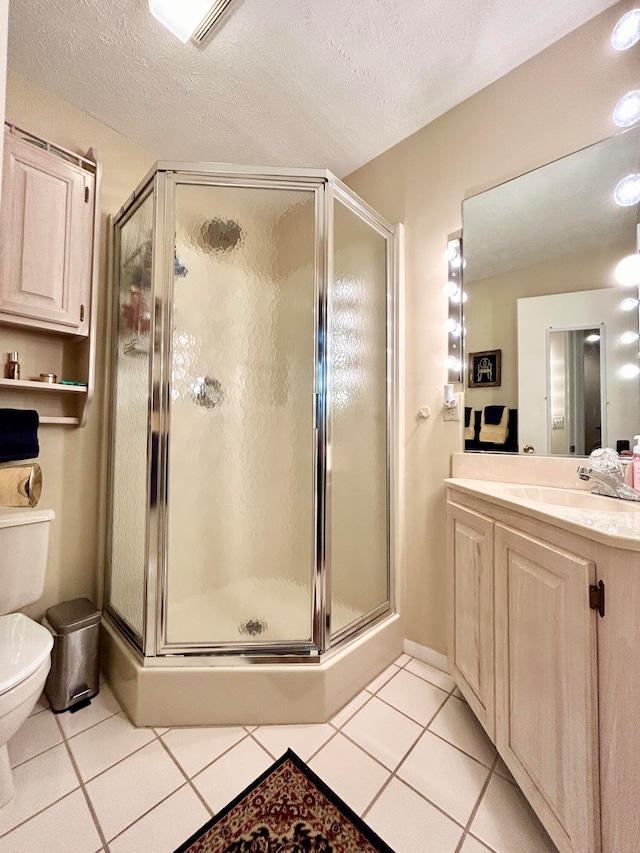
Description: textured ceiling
464,126,640,283
7,0,619,177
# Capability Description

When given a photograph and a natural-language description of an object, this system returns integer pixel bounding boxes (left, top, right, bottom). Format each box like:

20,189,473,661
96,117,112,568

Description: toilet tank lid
0,507,54,528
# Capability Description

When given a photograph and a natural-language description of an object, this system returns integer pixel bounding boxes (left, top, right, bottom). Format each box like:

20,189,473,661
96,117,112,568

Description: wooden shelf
39,416,81,426
0,378,87,393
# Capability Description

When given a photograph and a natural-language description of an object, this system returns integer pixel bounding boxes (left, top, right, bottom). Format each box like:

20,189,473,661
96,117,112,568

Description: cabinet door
494,524,600,853
447,502,495,739
0,132,92,335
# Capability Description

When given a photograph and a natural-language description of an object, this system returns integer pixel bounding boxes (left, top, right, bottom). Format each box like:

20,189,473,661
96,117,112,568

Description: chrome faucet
577,462,640,501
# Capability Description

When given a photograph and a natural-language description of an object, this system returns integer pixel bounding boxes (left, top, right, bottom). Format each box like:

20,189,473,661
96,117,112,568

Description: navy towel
465,406,472,428
0,409,40,462
484,405,506,426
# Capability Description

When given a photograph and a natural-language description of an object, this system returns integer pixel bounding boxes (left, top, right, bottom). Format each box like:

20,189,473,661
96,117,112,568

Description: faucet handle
588,447,622,478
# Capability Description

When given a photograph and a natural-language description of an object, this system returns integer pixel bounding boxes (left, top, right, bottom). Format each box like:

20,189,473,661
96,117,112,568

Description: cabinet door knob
523,444,535,453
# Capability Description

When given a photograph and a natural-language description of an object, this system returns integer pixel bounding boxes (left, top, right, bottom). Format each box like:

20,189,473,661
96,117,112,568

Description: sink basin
500,485,640,512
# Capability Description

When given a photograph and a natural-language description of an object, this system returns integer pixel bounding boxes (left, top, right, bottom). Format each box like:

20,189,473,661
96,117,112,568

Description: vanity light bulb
443,281,458,297
611,8,640,51
621,363,640,379
614,253,640,286
620,297,639,312
621,331,639,345
613,90,640,128
444,318,459,333
445,356,461,372
444,244,460,262
585,333,600,343
614,173,640,207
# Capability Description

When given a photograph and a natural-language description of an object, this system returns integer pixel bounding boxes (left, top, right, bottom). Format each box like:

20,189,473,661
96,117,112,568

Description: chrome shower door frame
324,178,398,648
153,168,330,658
106,163,399,662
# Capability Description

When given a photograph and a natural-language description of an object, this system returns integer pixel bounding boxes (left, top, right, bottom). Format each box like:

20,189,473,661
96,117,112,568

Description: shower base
100,612,403,727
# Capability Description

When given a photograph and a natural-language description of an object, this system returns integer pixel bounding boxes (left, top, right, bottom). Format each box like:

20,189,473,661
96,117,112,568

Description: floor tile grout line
0,783,83,840
423,726,497,773
60,707,125,743
8,731,65,770
453,755,500,853
331,727,403,777
54,713,112,853
328,689,376,731
104,779,196,846
372,680,451,731
158,729,249,818
184,729,253,787
68,728,161,787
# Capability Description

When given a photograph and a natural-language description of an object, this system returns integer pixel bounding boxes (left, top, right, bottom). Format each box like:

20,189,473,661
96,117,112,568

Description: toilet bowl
0,614,53,806
0,506,55,808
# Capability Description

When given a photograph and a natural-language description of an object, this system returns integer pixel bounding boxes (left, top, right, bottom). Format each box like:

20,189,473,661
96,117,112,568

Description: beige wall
1,72,155,621
344,1,639,653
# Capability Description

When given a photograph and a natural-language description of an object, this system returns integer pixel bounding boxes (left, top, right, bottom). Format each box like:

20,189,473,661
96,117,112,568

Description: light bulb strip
446,234,464,384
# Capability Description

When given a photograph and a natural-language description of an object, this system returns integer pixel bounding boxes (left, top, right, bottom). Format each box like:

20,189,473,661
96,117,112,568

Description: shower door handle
314,393,321,429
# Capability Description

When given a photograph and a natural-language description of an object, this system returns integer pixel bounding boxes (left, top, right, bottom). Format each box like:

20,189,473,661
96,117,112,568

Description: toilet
0,506,54,808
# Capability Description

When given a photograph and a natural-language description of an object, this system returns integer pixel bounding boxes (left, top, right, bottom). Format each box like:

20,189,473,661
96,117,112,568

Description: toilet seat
0,614,53,696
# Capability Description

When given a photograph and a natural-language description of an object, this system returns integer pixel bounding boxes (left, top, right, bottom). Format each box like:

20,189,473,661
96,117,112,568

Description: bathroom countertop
446,477,640,552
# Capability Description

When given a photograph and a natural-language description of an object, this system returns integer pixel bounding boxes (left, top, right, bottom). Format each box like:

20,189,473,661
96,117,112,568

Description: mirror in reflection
462,126,640,456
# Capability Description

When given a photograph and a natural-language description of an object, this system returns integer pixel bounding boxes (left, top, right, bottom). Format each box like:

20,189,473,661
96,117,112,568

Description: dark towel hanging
0,409,40,462
465,407,472,428
484,405,506,426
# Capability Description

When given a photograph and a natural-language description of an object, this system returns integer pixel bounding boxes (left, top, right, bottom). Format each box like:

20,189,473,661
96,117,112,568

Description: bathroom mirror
462,126,640,456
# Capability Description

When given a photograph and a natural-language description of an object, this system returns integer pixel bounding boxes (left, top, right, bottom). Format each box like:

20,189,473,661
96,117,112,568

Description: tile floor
0,655,559,853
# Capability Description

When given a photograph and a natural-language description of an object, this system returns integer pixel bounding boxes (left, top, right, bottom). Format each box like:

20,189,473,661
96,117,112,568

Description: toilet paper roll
0,464,42,507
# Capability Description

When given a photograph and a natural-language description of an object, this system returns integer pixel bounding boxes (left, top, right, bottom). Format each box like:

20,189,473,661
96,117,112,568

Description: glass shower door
163,181,319,648
108,191,154,644
330,196,391,639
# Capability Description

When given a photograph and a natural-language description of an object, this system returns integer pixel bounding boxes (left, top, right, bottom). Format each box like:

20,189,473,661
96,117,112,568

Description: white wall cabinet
0,124,100,426
447,489,608,853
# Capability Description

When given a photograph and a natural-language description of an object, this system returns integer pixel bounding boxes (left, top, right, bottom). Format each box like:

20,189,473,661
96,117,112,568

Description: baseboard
403,639,448,672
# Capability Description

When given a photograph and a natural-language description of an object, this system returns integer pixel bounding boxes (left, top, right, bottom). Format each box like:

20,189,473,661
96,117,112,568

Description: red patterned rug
174,748,394,853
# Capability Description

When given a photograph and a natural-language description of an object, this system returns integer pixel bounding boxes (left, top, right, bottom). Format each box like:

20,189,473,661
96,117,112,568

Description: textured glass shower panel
109,194,154,639
330,200,389,636
166,184,316,645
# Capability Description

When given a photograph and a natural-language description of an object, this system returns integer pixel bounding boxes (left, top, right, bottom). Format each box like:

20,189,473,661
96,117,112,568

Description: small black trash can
43,598,101,713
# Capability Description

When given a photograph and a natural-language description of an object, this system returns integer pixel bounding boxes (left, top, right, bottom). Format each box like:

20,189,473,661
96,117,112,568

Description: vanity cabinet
447,503,495,738
447,489,603,853
493,525,600,853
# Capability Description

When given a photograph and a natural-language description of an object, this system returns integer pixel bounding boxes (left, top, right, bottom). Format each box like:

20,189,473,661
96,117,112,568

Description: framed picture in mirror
468,349,502,387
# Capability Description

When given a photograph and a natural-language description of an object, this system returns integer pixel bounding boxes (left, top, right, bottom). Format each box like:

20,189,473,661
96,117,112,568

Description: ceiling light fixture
614,173,640,206
149,0,236,44
611,8,640,51
613,90,640,127
585,333,601,343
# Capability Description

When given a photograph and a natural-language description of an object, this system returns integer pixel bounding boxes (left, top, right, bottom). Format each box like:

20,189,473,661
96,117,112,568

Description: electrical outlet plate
443,405,460,422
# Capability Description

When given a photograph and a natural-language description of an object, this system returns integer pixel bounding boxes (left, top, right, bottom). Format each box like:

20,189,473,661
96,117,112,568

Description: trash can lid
45,598,101,634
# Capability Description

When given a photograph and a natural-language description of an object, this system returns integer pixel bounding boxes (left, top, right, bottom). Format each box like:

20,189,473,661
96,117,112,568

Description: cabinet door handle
80,304,85,322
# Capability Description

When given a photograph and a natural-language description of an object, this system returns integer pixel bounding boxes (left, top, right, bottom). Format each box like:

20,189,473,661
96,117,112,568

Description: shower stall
103,163,401,724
